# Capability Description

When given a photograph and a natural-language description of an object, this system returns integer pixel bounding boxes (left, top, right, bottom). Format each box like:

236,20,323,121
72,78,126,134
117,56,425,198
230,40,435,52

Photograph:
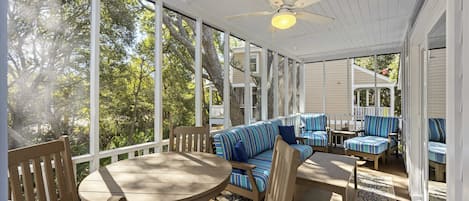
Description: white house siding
325,59,349,115
304,62,324,113
354,68,390,85
427,48,446,118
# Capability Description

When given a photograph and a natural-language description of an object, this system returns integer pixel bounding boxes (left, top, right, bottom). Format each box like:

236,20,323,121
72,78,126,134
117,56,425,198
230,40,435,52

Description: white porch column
447,0,469,199
208,86,213,130
284,57,289,116
0,0,8,198
273,53,279,118
373,55,378,116
261,48,268,120
154,0,163,145
90,0,101,171
377,89,381,108
223,31,231,128
357,90,361,108
350,59,355,116
322,61,326,113
195,18,203,127
299,62,305,113
366,89,370,106
390,87,395,116
244,42,252,124
292,61,298,114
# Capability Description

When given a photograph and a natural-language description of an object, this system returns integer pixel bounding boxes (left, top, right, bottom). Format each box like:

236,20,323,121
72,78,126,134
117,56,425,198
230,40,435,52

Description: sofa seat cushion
429,141,446,164
301,131,328,147
290,144,314,161
230,158,271,192
344,136,389,155
252,150,273,162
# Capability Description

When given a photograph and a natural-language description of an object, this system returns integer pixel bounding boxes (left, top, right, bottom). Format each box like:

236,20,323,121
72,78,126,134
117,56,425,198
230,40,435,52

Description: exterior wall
325,59,349,115
427,48,446,118
304,62,324,113
232,50,261,85
354,68,390,85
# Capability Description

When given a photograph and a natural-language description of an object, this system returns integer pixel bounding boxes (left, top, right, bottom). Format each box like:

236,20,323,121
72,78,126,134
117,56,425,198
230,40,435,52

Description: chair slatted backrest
265,135,301,201
8,136,79,201
170,126,212,153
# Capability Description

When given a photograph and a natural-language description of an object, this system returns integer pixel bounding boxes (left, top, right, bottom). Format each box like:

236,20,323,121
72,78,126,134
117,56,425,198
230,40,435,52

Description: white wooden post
261,48,268,120
374,55,378,116
447,0,469,199
299,62,305,113
390,87,395,116
223,31,231,128
273,52,279,118
347,58,351,115
195,18,203,127
0,0,8,198
292,61,298,114
208,86,213,130
366,89,370,106
351,59,355,116
322,61,326,113
90,0,101,171
244,42,252,124
154,0,163,149
284,57,289,116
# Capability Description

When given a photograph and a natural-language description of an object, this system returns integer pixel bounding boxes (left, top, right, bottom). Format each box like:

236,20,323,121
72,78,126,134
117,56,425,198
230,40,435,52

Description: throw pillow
278,125,297,144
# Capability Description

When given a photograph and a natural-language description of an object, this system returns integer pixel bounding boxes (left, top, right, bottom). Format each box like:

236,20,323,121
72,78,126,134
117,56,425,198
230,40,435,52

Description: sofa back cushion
214,122,277,161
428,118,446,143
301,114,327,131
244,122,275,156
364,116,399,138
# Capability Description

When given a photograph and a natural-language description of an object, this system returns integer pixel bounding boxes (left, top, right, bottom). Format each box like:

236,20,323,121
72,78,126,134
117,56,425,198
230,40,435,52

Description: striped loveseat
344,115,399,170
213,119,313,201
300,113,330,152
428,118,446,181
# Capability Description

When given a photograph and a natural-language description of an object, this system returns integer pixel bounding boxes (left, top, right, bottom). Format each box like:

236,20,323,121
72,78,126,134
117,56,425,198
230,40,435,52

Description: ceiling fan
226,0,334,30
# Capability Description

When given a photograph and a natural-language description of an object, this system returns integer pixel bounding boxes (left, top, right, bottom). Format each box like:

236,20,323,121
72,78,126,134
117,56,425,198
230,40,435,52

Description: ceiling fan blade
294,0,321,8
296,11,334,24
226,11,274,20
267,0,285,8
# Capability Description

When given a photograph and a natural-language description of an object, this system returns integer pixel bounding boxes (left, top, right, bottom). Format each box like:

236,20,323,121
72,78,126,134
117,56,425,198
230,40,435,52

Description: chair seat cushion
301,131,328,147
230,144,312,192
230,158,271,192
429,141,446,164
290,144,314,161
344,136,389,154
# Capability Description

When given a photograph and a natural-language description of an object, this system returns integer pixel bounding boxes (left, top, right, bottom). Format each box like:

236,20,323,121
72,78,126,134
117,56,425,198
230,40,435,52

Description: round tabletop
78,152,232,201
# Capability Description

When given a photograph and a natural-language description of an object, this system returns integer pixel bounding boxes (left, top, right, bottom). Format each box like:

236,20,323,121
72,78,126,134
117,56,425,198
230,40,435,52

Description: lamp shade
271,11,296,30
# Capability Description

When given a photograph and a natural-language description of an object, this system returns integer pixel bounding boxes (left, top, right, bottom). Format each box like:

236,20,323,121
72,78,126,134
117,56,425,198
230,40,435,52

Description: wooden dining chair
8,136,79,201
265,135,301,201
170,126,212,153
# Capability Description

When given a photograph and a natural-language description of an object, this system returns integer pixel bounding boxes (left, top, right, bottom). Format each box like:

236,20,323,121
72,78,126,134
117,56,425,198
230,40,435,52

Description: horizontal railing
354,106,391,117
71,139,169,182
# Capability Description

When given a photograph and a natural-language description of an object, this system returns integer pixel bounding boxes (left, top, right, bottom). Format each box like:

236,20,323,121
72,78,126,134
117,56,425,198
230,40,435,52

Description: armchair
299,113,330,152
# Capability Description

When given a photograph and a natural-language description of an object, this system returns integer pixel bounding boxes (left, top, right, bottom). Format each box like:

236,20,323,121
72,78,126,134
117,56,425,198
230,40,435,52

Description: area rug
352,172,396,201
211,172,397,201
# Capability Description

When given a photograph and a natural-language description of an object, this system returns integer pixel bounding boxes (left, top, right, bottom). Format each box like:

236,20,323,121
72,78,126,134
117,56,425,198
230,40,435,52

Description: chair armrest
296,136,307,144
231,161,256,170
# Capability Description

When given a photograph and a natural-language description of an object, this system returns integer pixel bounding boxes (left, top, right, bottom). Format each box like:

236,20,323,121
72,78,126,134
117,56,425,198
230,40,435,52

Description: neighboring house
305,59,398,117
427,48,446,118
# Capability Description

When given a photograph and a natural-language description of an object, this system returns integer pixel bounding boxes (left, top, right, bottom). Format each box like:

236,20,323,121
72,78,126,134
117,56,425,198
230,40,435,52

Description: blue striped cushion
364,116,399,138
244,123,273,156
301,131,328,147
269,119,283,135
214,128,255,160
290,144,313,161
428,118,446,143
230,158,271,192
301,114,327,131
428,141,446,164
344,136,389,154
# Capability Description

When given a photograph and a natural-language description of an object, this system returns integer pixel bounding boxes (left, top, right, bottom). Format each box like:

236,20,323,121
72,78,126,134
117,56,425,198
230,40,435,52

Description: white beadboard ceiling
163,0,419,62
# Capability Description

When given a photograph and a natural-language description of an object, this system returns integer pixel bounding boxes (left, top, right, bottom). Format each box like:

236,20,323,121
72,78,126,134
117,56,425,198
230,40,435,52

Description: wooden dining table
78,152,232,201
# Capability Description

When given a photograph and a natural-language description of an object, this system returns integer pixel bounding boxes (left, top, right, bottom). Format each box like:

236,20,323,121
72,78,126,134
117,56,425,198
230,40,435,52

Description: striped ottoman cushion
428,141,446,164
344,136,389,154
301,131,328,147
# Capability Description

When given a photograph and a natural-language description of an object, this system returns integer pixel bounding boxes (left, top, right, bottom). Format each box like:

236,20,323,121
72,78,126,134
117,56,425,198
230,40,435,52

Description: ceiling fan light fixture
271,11,296,30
